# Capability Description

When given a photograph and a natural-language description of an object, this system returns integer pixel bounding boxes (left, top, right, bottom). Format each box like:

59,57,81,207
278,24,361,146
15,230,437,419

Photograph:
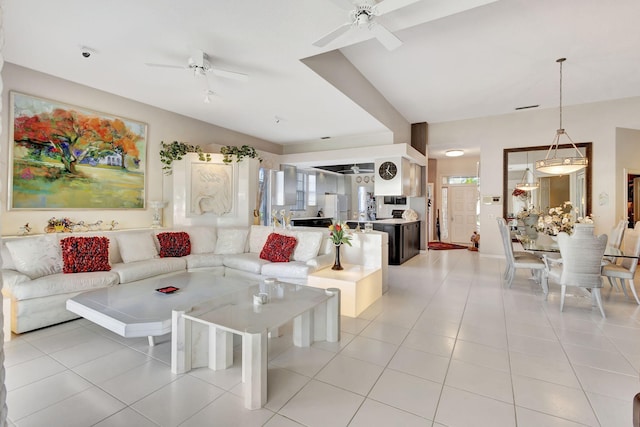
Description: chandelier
516,152,539,191
535,58,588,175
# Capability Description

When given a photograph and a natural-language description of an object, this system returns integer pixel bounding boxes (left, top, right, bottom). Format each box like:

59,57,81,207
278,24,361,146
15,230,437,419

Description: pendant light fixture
535,58,588,175
516,152,539,191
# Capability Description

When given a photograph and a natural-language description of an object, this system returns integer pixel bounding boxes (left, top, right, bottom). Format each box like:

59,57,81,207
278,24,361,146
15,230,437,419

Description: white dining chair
601,228,640,304
547,231,608,317
497,218,548,294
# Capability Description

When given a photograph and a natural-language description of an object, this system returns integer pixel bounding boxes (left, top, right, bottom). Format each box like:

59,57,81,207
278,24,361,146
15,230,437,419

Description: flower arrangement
271,209,290,228
512,188,528,201
516,206,541,220
536,202,593,235
45,217,74,233
328,222,352,246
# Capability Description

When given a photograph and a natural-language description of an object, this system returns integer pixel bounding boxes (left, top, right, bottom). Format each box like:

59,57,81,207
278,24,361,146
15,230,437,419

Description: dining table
516,237,640,259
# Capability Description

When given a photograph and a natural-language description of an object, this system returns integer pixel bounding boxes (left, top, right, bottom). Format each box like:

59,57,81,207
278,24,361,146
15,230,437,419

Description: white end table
307,264,382,317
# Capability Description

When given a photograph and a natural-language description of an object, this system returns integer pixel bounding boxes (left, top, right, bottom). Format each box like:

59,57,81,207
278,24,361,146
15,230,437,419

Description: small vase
332,244,343,271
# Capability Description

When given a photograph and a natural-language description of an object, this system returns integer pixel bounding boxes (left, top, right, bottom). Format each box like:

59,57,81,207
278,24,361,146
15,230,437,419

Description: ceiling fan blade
370,22,402,50
312,23,352,47
145,63,187,69
375,0,420,16
211,67,249,81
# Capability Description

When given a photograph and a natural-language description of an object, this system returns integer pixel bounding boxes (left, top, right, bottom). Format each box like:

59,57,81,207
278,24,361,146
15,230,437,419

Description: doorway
449,185,479,243
625,169,640,228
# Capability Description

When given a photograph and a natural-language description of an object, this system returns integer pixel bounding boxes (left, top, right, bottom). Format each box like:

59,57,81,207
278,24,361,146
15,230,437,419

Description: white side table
307,264,382,317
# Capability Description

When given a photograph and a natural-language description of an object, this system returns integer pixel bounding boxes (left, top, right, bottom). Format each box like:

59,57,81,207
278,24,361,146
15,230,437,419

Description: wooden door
449,186,478,244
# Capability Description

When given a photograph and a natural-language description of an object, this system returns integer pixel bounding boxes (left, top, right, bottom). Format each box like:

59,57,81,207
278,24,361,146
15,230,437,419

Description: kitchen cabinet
347,220,420,265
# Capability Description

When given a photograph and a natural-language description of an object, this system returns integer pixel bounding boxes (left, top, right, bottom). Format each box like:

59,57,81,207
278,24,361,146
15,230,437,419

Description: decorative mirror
503,142,592,221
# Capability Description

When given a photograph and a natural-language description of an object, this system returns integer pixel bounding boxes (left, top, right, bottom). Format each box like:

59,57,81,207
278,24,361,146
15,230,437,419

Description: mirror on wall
503,143,592,220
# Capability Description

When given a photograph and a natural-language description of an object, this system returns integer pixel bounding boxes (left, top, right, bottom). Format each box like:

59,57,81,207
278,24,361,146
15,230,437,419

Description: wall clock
378,161,398,180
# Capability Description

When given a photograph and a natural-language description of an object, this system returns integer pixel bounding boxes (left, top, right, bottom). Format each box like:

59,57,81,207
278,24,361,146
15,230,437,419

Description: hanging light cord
558,58,564,132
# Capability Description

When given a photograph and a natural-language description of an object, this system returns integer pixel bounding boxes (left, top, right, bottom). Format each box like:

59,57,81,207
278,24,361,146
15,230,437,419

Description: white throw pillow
249,226,273,253
185,226,217,254
115,232,158,263
215,228,249,254
5,235,62,279
292,231,324,262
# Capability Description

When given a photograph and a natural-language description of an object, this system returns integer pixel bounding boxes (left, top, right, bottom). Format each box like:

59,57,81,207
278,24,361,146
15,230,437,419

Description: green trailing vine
220,145,262,164
159,141,211,175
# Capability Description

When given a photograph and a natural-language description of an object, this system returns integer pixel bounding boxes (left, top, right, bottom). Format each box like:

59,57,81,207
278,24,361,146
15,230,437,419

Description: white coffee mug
253,293,268,305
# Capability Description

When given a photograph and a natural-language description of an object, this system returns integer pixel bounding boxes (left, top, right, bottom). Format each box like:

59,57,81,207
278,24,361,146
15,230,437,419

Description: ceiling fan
146,49,248,102
146,49,248,81
337,164,375,174
313,0,420,51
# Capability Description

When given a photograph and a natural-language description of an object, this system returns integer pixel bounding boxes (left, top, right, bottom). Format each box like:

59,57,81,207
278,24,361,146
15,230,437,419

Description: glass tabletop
516,236,636,259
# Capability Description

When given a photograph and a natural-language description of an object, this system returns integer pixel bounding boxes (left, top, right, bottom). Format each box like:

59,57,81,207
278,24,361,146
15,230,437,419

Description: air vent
515,105,540,111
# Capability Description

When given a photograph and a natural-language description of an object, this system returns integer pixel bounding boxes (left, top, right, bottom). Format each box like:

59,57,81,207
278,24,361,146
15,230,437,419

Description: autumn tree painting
10,93,146,209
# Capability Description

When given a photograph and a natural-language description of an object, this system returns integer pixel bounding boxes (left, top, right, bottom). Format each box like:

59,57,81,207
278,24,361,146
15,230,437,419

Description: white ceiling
5,0,640,154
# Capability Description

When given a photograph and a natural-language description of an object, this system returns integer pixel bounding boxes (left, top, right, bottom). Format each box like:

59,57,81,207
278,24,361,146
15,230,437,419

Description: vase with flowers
328,222,352,270
536,202,593,237
516,206,541,239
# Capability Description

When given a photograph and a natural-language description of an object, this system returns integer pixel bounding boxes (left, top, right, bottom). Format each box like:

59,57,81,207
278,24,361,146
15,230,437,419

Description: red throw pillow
157,232,191,257
260,233,297,263
60,237,111,273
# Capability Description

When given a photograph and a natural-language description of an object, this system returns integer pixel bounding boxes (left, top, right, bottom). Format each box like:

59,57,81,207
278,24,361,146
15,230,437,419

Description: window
445,176,479,185
292,172,305,211
307,173,316,206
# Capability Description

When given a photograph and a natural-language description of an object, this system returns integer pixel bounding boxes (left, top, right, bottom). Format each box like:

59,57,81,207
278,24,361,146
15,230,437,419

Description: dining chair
601,228,640,304
547,231,608,317
496,218,548,294
603,219,629,289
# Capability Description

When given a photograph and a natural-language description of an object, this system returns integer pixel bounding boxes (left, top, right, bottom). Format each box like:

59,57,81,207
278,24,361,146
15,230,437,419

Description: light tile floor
4,249,640,426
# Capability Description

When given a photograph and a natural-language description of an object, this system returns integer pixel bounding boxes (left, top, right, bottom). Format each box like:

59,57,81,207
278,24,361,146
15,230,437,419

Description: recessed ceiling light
445,149,464,157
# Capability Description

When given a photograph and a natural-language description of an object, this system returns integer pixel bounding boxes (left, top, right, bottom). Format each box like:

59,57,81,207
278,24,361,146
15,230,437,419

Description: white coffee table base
172,287,340,410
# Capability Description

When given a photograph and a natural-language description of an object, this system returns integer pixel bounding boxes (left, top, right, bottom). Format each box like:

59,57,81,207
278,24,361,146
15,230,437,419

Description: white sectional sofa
1,225,342,334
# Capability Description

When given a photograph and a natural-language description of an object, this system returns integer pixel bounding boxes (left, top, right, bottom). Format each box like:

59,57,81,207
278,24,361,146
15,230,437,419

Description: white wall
1,64,278,235
429,96,640,256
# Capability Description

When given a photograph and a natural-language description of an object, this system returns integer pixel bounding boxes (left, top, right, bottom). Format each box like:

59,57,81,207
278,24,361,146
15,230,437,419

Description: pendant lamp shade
535,58,588,175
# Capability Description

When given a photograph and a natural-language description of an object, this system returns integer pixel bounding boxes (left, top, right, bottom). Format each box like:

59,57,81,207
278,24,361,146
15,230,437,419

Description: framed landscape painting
9,92,147,210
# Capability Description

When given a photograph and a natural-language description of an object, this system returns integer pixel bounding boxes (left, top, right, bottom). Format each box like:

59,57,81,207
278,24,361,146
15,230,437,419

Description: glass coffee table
171,281,340,410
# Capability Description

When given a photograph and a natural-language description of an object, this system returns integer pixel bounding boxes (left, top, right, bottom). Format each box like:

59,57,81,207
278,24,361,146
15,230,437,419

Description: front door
449,185,478,244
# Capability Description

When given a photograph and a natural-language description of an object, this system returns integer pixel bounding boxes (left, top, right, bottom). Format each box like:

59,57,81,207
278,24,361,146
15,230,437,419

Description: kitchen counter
370,219,420,224
347,220,421,265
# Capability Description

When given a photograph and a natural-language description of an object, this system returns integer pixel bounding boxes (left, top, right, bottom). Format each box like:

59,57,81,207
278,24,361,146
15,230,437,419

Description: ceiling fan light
445,149,464,157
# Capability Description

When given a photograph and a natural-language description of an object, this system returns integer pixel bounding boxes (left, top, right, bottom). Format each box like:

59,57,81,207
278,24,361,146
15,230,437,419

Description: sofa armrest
1,269,31,293
306,253,334,271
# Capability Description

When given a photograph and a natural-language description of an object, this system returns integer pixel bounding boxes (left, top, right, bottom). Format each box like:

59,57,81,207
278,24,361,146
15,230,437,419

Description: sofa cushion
292,230,324,262
157,232,191,257
249,225,273,253
261,261,310,279
184,226,217,254
184,253,225,269
115,232,158,263
5,235,62,279
215,228,249,254
260,233,297,262
223,253,269,275
4,270,120,301
60,236,111,274
111,257,186,284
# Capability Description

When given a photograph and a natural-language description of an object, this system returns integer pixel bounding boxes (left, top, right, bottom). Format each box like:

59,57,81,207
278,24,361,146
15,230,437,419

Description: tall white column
0,1,9,424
